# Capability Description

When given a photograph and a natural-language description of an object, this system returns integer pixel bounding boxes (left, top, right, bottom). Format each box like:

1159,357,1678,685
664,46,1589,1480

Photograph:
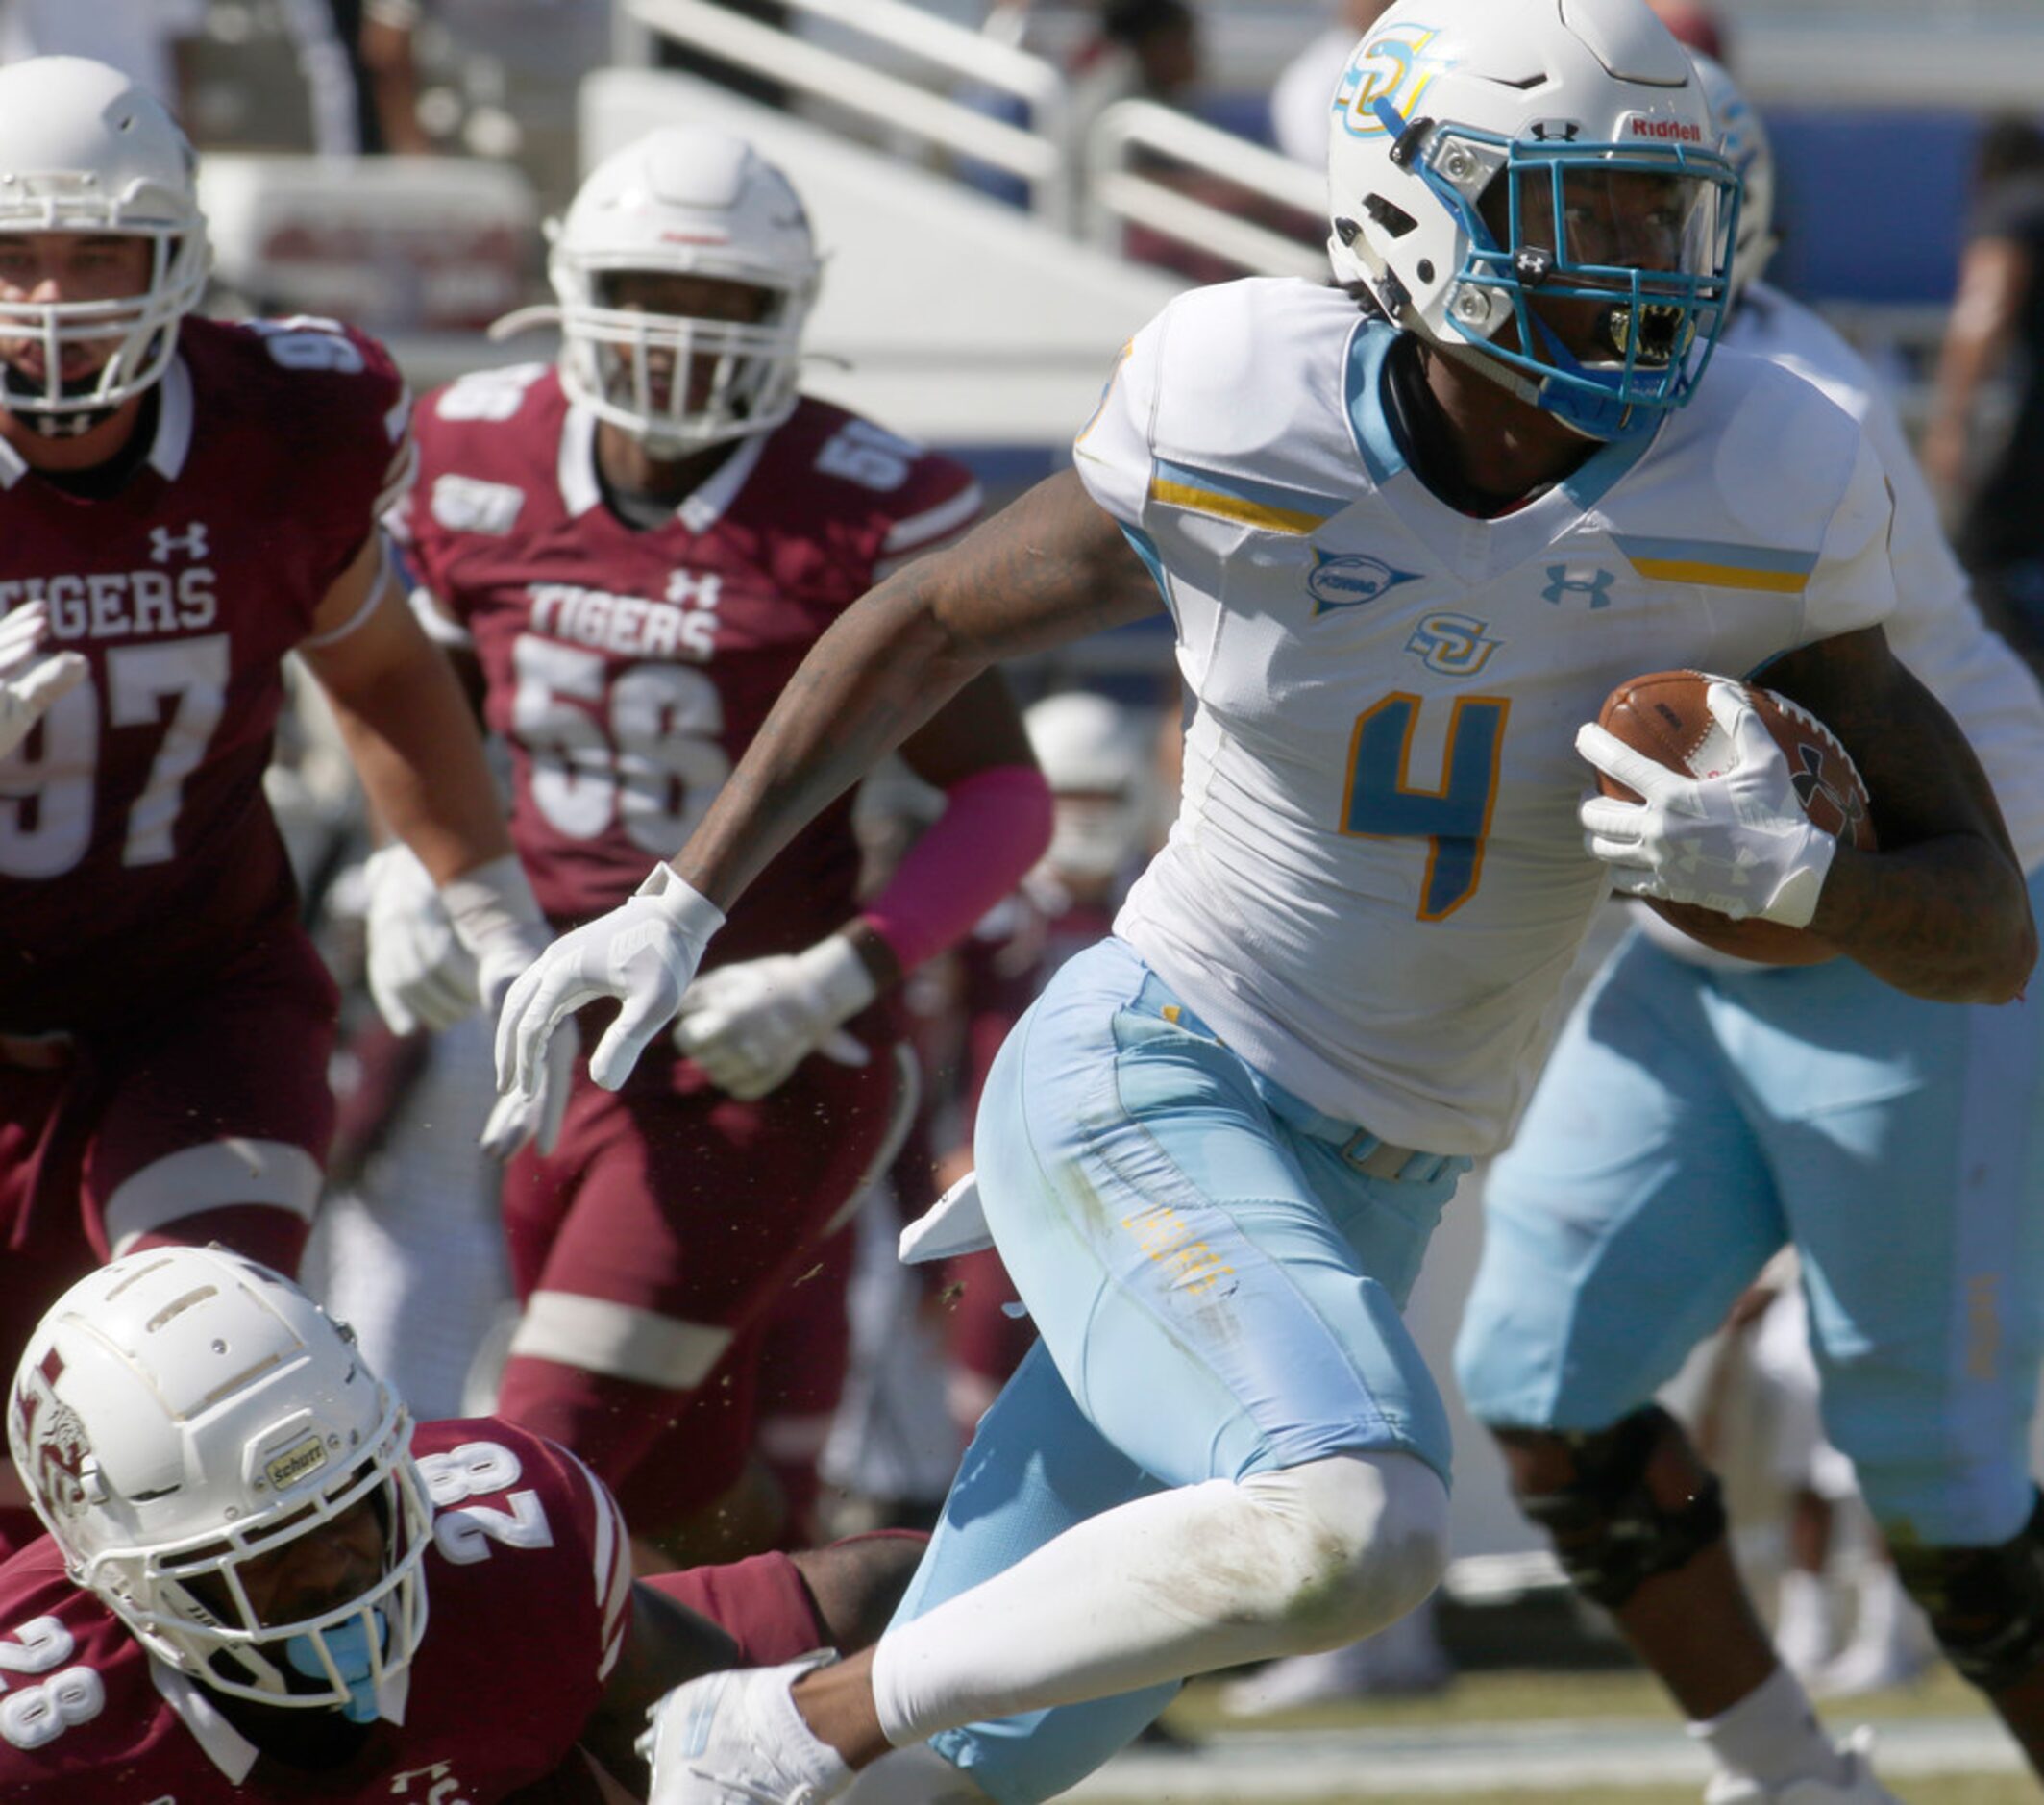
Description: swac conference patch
1309,550,1421,616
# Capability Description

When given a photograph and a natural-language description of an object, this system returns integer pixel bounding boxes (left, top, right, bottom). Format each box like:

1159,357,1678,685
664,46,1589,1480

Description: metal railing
627,0,1074,224
1086,99,1327,282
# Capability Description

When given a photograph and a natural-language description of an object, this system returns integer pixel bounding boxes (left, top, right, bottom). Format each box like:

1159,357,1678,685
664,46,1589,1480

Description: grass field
1062,1666,2032,1803
1079,1787,2035,1805
1164,1666,1999,1735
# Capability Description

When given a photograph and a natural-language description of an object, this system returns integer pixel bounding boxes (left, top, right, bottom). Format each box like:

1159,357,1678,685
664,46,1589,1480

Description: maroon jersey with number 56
0,1419,633,1802
392,363,981,966
0,316,413,1036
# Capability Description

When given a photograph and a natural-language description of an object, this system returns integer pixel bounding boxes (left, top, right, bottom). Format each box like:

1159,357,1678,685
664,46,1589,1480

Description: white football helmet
0,57,210,434
493,126,821,453
1325,0,1740,440
8,1249,431,1719
1024,691,1155,882
1691,54,1778,304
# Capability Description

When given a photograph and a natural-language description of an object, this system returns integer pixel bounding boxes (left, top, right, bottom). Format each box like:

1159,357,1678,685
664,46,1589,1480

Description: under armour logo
149,521,209,564
1541,565,1614,608
665,569,722,610
1527,119,1582,142
1790,743,1865,827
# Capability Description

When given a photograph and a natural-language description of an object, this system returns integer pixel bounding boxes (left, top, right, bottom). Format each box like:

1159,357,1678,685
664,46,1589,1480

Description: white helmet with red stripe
497,125,821,453
8,1249,431,1719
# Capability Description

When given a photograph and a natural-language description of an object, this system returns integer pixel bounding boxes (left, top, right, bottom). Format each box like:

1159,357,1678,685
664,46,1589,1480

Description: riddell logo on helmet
1625,117,1703,142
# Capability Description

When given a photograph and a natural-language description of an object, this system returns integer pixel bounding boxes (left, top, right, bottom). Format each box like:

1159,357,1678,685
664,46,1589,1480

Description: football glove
362,844,476,1037
0,602,86,762
671,934,874,1100
365,847,573,1158
1576,680,1836,928
496,861,726,1098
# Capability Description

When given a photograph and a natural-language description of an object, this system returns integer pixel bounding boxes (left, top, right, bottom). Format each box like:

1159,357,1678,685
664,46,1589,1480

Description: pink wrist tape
862,763,1053,973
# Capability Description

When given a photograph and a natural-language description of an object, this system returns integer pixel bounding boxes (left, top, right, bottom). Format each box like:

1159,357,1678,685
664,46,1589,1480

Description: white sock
1689,1662,1847,1790
871,1453,1446,1746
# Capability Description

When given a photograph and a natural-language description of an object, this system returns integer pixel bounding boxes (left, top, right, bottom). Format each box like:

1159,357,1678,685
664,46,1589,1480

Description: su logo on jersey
1404,611,1501,677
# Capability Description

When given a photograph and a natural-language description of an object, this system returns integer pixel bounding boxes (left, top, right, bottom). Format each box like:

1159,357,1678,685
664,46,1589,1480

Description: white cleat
638,1652,853,1805
1703,1727,1906,1804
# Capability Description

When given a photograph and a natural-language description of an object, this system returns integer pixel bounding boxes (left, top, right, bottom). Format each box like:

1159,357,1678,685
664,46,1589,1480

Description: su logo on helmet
1334,22,1460,139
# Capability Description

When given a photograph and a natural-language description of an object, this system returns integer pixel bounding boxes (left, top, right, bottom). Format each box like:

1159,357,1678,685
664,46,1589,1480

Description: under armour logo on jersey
1541,565,1614,608
149,521,209,564
665,570,723,611
1405,610,1502,677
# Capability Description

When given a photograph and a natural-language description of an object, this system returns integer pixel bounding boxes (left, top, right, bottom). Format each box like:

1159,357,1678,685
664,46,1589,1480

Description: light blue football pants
887,936,1468,1803
1457,889,2044,1548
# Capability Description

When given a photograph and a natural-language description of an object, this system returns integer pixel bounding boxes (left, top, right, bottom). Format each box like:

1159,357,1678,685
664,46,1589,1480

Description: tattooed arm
1761,625,2035,1002
677,469,1164,906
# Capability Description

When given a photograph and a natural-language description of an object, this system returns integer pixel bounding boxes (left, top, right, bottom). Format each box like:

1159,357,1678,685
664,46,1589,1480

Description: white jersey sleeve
1799,433,1897,641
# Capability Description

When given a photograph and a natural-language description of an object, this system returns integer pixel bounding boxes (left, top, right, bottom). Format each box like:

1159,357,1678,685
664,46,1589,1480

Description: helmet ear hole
1363,195,1417,239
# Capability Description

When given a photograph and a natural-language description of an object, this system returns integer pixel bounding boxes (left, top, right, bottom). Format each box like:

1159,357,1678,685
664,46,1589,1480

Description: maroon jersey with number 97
0,315,413,1036
392,364,982,967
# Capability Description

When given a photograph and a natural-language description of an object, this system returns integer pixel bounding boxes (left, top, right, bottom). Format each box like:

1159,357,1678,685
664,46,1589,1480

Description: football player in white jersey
1455,57,2044,1797
496,4,2035,1801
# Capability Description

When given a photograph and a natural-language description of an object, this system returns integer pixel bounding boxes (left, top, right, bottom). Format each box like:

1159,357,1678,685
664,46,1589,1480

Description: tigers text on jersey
0,1419,632,1802
0,316,412,1035
394,365,982,964
1077,278,1898,1156
1731,284,2044,871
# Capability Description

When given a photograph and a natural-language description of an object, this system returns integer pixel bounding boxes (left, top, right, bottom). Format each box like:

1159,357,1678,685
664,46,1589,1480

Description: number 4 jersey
0,1420,632,1801
0,315,413,1036
1076,278,1900,1157
393,366,982,963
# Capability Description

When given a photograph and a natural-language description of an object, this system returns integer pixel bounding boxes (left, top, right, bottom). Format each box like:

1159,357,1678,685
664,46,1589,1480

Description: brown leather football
1594,669,1876,965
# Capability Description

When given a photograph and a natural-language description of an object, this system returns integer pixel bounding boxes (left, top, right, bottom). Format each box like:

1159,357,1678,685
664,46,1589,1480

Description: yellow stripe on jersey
1613,533,1818,595
1148,457,1349,536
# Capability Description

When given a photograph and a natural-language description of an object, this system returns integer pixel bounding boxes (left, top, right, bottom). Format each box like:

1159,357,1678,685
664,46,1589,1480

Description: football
1593,669,1876,965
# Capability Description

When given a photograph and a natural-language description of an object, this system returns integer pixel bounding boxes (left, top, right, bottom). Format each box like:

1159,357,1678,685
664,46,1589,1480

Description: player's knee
1490,1406,1726,1610
794,1528,931,1653
1241,1451,1449,1648
1890,1492,2044,1694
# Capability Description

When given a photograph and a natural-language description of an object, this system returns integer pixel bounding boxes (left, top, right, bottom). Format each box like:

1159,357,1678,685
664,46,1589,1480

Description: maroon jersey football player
376,126,1050,1562
0,1248,923,1802
0,59,549,1550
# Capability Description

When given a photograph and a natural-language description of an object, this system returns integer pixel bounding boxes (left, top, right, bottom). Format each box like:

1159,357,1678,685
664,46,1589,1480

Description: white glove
496,861,726,1099
0,603,87,761
672,934,875,1100
363,844,478,1037
365,849,573,1159
440,854,573,1159
478,1019,576,1160
1576,680,1837,928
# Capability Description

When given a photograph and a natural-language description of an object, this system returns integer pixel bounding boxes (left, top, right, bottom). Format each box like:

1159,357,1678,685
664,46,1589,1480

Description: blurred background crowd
34,0,2044,1740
